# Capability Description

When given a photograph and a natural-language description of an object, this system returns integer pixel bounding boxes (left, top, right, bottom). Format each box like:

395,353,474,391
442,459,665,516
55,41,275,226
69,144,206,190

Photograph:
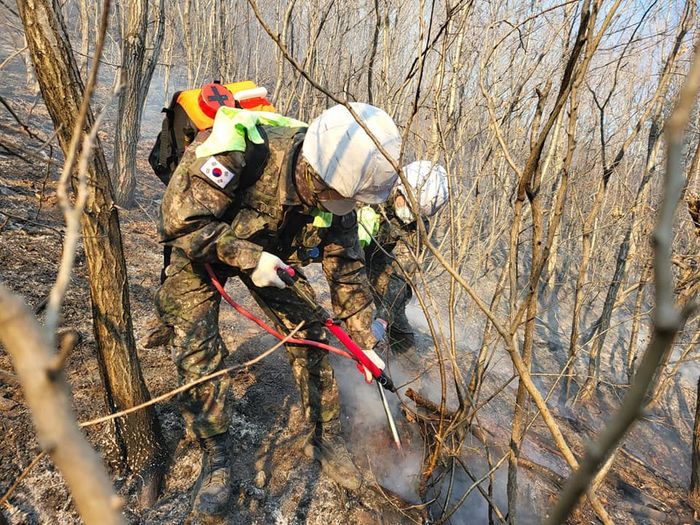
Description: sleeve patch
200,157,236,188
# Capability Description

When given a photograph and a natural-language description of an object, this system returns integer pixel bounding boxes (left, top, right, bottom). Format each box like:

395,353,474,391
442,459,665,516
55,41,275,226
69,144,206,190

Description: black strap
159,90,184,172
161,245,172,284
158,107,173,170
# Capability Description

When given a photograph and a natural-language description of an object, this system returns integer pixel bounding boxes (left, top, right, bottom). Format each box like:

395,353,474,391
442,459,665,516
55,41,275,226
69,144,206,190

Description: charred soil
0,83,698,525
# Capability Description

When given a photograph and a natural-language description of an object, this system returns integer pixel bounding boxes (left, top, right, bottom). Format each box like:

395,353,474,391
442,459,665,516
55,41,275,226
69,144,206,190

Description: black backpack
148,91,198,186
148,81,274,186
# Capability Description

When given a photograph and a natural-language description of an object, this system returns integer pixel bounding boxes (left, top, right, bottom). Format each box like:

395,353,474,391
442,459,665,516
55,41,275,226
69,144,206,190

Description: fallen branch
406,388,456,419
517,457,565,489
0,210,65,239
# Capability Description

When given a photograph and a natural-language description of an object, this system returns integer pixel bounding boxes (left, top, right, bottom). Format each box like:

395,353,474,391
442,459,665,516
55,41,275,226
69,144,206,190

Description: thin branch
545,39,700,524
80,322,302,428
0,284,124,525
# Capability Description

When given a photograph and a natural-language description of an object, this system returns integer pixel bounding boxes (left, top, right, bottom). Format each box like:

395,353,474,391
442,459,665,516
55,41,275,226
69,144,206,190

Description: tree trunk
366,0,380,105
78,0,89,76
162,19,174,105
581,131,659,395
17,0,166,503
113,0,165,207
626,261,651,380
691,375,700,510
21,34,39,92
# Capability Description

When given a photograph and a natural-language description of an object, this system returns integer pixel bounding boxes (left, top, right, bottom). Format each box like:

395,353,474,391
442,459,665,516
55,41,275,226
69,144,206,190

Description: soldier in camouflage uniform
360,161,448,356
155,103,401,519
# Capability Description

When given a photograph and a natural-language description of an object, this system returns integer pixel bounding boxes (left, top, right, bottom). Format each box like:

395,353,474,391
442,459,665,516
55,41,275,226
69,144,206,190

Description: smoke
332,295,497,510
331,288,485,509
332,351,423,503
427,457,509,524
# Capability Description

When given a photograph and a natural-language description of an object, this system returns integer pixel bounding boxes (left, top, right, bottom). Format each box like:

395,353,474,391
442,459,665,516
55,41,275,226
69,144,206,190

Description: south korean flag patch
200,157,236,189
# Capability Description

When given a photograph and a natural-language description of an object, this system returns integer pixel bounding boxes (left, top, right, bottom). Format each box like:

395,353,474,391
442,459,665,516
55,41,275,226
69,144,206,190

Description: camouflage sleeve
388,214,429,277
159,152,263,270
391,236,418,277
321,211,379,350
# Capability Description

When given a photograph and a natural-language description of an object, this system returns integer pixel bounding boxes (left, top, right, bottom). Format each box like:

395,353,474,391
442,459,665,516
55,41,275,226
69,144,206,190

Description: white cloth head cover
302,103,401,207
397,161,449,217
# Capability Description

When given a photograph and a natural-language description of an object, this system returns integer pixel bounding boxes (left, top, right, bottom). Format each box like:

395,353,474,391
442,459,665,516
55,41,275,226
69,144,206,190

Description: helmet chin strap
293,157,319,209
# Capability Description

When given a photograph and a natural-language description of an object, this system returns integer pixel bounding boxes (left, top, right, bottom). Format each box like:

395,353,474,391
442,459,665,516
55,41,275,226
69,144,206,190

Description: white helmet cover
302,103,401,206
397,161,449,217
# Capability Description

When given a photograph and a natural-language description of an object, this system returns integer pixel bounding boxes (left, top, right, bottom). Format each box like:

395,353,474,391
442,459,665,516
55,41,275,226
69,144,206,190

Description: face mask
395,204,415,224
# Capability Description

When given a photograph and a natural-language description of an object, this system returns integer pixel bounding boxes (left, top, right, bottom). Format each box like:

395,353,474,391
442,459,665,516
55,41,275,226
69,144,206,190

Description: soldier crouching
155,102,401,520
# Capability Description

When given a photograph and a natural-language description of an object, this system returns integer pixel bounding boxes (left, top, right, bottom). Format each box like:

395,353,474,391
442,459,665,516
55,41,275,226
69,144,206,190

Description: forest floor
1,74,700,525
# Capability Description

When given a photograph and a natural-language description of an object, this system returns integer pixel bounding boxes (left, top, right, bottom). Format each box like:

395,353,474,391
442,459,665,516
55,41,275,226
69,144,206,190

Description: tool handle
279,265,396,392
276,266,296,287
326,321,396,392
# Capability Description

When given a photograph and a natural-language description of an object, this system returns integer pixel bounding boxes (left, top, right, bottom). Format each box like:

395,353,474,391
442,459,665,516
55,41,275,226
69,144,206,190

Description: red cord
204,263,353,360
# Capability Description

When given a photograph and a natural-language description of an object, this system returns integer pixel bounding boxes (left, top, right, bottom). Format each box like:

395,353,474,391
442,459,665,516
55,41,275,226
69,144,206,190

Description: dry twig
545,38,700,525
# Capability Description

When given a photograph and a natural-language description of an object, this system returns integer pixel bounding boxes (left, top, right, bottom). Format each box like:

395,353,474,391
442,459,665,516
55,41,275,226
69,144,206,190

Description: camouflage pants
365,248,414,337
156,249,340,439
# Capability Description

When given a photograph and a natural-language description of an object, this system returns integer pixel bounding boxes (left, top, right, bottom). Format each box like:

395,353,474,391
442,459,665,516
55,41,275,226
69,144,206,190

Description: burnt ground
0,147,430,524
1,142,698,525
0,63,699,525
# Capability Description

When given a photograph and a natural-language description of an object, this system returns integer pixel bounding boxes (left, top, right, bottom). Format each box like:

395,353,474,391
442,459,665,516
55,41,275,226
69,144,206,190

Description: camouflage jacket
365,203,429,276
159,125,378,349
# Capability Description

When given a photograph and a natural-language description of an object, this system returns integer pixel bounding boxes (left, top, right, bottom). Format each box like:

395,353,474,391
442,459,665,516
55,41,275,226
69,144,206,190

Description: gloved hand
251,252,289,288
371,318,388,341
360,348,386,383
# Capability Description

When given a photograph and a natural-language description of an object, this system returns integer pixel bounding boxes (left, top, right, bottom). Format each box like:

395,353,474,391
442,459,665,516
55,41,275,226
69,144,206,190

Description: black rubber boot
303,420,362,490
390,326,417,354
191,432,231,521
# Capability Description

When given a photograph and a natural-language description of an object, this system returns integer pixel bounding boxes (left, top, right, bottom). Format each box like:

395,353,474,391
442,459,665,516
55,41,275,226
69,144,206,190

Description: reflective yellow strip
357,206,380,248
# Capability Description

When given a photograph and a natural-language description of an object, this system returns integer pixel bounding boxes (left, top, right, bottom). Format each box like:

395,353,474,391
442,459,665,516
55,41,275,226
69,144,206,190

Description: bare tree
16,0,166,504
112,0,165,207
545,36,700,523
576,1,695,399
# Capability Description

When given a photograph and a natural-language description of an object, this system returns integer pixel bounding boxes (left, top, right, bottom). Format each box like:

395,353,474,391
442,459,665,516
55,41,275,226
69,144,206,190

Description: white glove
361,349,386,383
251,252,288,288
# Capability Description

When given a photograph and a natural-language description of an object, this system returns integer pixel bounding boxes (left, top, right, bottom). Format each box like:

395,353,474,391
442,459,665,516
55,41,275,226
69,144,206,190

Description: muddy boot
191,432,231,520
303,420,362,490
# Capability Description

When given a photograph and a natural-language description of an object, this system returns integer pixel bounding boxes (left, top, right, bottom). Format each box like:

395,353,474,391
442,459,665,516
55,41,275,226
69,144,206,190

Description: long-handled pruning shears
276,266,402,450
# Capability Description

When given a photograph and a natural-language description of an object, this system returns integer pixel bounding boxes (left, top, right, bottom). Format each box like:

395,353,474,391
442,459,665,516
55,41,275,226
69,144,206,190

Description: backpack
151,81,275,283
148,80,275,185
